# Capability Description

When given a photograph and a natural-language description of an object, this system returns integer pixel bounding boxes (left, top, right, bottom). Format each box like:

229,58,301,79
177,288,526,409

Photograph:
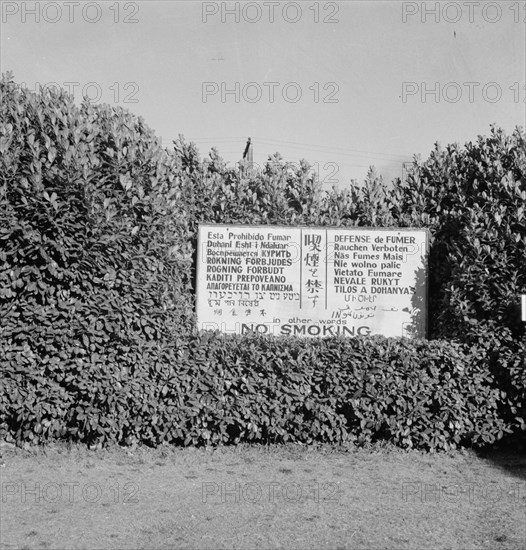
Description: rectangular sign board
196,224,428,338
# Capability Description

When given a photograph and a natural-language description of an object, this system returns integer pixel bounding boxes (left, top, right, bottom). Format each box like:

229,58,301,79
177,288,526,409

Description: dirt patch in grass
1,442,524,550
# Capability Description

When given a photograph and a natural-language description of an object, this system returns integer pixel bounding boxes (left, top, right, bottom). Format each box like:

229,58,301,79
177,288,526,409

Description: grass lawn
0,442,524,550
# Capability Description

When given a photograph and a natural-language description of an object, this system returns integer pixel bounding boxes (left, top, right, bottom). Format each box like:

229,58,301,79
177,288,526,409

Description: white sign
196,224,429,338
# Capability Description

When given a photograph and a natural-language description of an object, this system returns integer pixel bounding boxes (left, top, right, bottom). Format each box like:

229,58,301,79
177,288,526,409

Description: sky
1,0,525,188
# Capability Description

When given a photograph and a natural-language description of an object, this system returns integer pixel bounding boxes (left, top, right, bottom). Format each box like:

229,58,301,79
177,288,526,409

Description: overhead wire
164,135,410,162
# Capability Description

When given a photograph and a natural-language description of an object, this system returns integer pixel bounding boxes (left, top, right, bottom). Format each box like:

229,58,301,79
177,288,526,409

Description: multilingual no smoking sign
196,224,429,338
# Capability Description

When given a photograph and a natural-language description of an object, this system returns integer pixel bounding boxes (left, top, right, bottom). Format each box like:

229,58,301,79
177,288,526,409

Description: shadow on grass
475,432,526,481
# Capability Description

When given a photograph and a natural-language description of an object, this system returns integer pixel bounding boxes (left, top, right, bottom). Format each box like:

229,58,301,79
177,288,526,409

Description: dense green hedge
1,334,519,451
1,73,524,450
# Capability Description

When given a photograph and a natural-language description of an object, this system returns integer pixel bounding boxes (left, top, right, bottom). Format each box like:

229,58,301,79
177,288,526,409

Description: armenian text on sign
196,224,428,338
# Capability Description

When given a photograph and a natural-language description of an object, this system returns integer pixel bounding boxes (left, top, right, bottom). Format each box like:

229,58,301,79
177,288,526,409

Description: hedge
1,73,524,450
1,334,518,451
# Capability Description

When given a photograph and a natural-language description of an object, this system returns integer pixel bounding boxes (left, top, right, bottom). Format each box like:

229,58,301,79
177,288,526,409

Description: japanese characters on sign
196,224,428,338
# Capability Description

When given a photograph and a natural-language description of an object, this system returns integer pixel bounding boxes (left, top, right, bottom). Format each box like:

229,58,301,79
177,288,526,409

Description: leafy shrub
392,128,526,433
1,74,524,450
393,127,525,344
0,75,194,402
313,129,526,436
1,333,513,451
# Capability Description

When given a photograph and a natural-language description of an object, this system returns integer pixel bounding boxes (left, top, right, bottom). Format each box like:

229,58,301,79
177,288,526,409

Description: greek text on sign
196,224,428,338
